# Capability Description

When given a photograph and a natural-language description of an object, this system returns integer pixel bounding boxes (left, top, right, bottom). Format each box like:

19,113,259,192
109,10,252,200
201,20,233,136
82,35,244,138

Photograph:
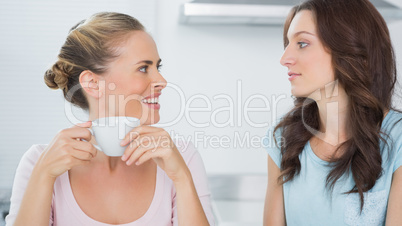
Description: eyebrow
288,31,315,39
135,59,162,66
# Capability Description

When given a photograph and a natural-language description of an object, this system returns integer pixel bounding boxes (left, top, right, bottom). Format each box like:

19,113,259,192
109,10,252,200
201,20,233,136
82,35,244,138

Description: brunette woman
264,0,402,225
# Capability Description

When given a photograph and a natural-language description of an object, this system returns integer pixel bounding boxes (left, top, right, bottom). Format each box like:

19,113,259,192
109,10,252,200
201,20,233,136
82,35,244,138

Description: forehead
115,31,159,61
287,10,316,38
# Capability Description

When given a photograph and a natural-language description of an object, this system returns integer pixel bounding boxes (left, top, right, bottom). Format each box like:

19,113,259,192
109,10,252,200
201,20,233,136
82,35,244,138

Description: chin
141,115,160,125
290,89,304,98
291,87,320,100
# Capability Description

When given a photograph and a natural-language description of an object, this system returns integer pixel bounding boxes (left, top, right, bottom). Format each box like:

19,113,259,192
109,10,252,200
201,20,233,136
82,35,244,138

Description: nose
280,46,296,67
151,72,167,91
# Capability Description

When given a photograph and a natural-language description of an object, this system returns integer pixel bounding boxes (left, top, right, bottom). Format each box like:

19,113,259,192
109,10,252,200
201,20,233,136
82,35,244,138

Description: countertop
212,200,264,226
208,174,267,226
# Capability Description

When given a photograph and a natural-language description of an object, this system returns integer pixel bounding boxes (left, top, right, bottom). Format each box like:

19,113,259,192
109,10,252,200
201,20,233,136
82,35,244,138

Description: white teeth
142,97,159,104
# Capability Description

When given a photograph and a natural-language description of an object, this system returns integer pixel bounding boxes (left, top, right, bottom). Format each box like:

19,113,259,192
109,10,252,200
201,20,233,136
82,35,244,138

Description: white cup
87,116,140,157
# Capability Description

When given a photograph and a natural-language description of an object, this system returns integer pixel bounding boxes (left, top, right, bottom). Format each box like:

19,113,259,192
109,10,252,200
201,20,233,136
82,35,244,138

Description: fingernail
120,140,126,146
121,154,127,161
126,160,131,165
135,161,140,165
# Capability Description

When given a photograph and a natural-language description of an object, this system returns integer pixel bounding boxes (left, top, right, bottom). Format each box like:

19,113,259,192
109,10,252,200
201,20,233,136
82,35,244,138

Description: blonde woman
6,12,214,226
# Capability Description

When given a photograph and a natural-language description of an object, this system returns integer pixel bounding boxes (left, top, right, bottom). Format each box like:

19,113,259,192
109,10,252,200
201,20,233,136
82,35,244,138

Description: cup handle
78,128,102,152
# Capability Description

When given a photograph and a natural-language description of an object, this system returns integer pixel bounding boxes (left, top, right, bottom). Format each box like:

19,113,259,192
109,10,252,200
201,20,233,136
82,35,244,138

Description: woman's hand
120,126,189,183
120,126,210,225
34,121,98,180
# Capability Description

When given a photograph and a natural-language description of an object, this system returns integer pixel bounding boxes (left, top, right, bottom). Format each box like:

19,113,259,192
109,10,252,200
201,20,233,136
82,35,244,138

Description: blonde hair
44,12,144,110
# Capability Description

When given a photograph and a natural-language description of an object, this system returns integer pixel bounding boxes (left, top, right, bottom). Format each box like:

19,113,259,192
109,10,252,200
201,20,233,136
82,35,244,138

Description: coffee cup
86,116,140,157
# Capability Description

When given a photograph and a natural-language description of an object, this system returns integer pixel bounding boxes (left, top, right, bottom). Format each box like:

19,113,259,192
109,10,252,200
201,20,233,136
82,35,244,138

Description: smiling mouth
141,97,159,104
141,96,161,110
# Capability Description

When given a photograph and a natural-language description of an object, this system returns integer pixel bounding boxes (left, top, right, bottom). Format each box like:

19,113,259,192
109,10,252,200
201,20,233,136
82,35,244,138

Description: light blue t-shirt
264,109,402,226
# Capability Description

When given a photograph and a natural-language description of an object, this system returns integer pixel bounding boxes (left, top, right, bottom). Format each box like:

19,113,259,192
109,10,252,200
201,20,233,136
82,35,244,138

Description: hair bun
44,68,59,90
44,62,69,91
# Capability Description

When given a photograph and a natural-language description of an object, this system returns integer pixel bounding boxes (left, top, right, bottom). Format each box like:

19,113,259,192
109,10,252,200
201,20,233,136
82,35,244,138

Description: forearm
174,169,209,226
14,168,55,226
264,156,286,226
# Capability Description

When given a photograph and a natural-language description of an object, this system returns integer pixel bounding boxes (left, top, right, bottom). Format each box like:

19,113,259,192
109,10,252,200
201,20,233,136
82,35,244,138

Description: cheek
117,79,149,113
103,77,151,117
109,77,149,97
126,80,148,96
307,52,334,83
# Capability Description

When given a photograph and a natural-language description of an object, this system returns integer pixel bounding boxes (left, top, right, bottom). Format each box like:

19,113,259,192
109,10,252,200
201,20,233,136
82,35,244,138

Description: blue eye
298,42,308,48
157,64,163,72
139,66,148,73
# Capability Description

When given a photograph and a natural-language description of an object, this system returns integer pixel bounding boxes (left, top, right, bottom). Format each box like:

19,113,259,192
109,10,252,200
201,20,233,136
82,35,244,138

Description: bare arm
10,122,97,226
174,169,210,226
121,126,210,225
385,167,402,225
13,167,55,226
263,156,286,226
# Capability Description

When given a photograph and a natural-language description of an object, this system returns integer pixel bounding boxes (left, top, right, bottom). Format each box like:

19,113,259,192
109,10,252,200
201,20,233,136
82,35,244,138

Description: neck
311,83,349,146
90,145,127,172
86,124,127,172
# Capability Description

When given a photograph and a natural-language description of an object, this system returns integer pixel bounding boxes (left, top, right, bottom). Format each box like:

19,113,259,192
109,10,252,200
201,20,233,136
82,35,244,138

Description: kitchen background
1,0,401,225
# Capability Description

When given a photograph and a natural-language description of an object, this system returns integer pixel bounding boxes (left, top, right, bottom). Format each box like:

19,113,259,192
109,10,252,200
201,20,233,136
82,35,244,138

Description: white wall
1,0,401,188
153,0,292,176
154,0,402,175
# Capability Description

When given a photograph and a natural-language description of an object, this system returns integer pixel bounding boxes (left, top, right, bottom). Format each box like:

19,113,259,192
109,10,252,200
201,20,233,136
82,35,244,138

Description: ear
79,70,103,99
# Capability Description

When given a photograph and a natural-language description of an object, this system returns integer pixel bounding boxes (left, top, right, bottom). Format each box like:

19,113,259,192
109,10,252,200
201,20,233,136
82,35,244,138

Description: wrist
32,165,57,186
172,168,193,186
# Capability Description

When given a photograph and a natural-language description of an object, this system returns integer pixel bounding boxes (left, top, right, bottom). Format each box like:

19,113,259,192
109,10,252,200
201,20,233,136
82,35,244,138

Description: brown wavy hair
44,12,144,110
274,0,397,210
